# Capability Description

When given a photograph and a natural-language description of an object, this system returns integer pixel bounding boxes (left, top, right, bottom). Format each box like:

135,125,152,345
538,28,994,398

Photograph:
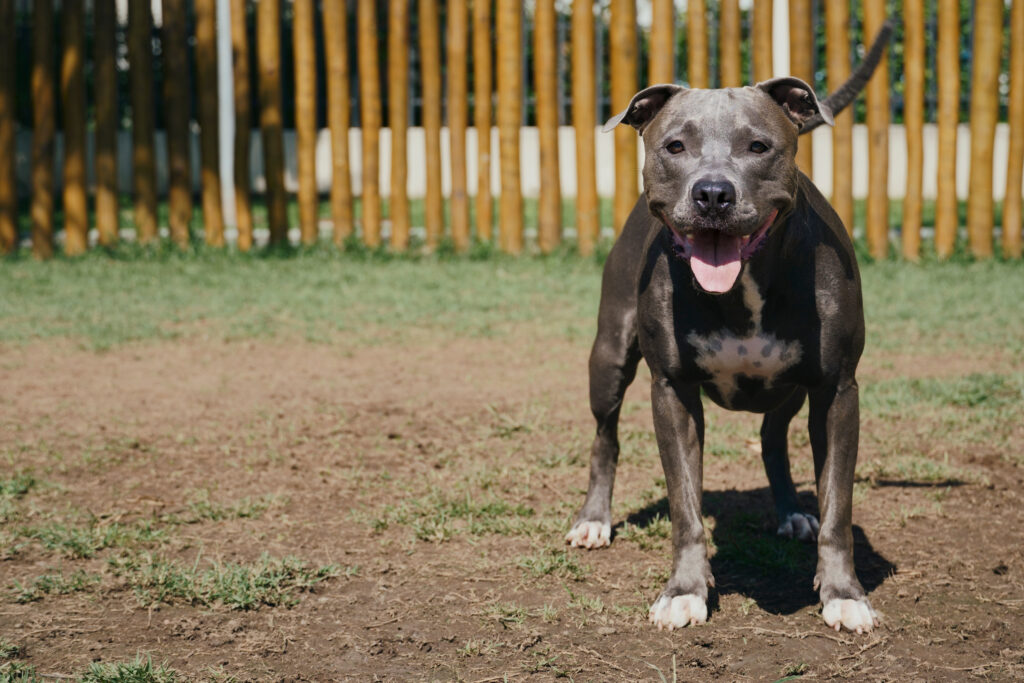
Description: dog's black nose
691,179,736,214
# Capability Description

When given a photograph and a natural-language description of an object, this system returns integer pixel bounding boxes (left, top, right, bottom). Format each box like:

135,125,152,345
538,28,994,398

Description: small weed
485,602,528,627
540,603,559,623
0,640,20,660
79,655,178,683
617,513,671,550
12,569,102,603
517,547,588,581
739,597,756,616
0,473,36,497
780,661,808,678
0,661,40,682
457,639,499,657
565,587,604,613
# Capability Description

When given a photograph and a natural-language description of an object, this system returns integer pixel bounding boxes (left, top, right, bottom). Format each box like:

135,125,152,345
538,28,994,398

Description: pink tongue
690,232,742,293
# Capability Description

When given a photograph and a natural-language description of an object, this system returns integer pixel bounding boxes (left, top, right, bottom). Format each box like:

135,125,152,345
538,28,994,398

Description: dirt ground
2,329,1023,681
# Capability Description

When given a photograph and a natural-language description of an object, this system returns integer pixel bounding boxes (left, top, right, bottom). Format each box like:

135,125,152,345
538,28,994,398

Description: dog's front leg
809,376,878,634
647,376,713,630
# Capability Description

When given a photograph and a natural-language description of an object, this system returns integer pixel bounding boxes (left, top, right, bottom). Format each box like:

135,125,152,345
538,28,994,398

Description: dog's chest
684,272,803,406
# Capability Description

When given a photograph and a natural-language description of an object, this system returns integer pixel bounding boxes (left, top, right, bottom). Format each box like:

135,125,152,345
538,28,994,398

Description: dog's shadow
619,487,895,615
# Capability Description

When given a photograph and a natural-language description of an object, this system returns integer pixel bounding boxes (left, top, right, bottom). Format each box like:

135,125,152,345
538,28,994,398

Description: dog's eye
666,140,685,154
749,141,770,154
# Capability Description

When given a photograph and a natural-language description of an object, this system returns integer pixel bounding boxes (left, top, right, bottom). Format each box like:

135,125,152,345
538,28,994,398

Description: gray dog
566,25,893,634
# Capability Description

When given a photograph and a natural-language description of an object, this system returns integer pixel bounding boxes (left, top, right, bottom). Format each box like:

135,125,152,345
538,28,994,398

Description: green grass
1,239,1022,357
371,489,541,542
21,519,167,559
79,656,178,683
107,552,337,610
0,656,179,683
12,569,103,603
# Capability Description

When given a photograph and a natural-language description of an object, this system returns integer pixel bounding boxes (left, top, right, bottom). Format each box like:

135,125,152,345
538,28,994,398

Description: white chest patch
685,271,802,405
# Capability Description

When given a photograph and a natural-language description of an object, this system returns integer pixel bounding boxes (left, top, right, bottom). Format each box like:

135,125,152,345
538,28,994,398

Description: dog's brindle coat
566,26,893,634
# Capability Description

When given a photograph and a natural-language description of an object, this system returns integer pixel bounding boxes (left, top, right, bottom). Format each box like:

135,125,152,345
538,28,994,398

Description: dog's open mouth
665,209,779,293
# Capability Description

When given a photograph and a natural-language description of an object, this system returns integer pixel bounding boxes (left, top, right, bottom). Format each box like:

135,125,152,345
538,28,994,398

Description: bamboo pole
94,0,118,247
967,0,1003,259
719,0,741,88
163,0,192,248
0,0,16,253
902,0,924,260
128,0,157,244
826,0,852,234
449,0,470,251
935,0,959,258
535,0,560,252
358,0,381,247
573,0,598,254
31,0,55,258
419,0,443,248
752,0,772,83
610,0,637,234
863,0,889,260
258,0,287,245
293,0,317,245
687,0,708,89
388,0,410,250
0,2,11,252
473,0,492,242
323,0,353,246
1004,0,1024,259
789,0,813,174
496,0,522,253
231,0,254,251
649,0,674,85
60,0,87,254
196,0,224,246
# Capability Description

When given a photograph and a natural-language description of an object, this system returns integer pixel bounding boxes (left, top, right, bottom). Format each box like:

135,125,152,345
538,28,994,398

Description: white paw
777,512,820,542
822,598,878,634
648,594,708,630
565,521,611,549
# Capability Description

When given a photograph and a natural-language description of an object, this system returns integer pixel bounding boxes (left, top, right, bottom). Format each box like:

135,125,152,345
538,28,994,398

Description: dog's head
605,80,833,294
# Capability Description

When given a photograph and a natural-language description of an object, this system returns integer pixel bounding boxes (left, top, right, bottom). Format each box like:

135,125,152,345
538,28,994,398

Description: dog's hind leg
760,387,819,542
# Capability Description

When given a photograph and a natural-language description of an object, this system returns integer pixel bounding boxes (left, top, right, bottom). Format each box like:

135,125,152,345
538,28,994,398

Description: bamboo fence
0,1,1020,262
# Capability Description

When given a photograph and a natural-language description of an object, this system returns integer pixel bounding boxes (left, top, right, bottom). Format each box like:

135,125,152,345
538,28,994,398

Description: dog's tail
800,20,895,135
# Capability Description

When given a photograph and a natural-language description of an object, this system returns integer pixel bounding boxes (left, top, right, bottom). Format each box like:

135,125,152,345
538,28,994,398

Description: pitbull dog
565,25,893,634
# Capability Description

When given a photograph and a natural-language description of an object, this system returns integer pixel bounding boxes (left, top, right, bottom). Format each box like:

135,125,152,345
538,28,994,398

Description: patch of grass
484,602,529,627
0,473,36,498
0,660,40,682
711,512,815,577
617,513,672,550
21,519,166,559
372,490,540,542
12,569,103,603
858,454,967,486
108,552,337,610
180,491,284,523
0,640,19,660
516,547,589,581
80,655,178,683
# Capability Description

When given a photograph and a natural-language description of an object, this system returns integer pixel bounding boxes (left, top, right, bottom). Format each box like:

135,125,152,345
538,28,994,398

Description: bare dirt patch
2,334,1023,681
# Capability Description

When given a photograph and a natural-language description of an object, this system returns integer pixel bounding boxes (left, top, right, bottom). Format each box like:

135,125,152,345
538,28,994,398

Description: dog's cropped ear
756,77,834,129
602,84,685,134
